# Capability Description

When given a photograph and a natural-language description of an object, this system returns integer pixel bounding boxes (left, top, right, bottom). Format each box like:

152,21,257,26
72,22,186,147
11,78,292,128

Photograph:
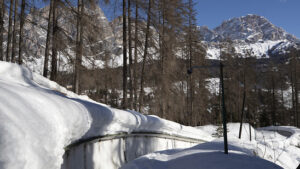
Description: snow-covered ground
206,40,287,60
200,123,300,169
122,123,300,169
0,61,212,169
121,141,283,169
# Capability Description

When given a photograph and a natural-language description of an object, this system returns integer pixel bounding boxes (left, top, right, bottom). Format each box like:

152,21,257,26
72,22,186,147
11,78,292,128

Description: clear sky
195,0,300,38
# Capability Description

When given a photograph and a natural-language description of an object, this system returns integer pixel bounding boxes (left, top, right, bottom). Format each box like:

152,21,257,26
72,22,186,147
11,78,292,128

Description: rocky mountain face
199,14,300,60
9,5,118,73
3,7,299,73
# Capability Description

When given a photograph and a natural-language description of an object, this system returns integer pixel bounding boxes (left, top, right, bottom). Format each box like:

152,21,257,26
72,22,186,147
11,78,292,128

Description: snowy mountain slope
0,61,212,169
200,14,299,43
18,5,117,74
200,14,300,60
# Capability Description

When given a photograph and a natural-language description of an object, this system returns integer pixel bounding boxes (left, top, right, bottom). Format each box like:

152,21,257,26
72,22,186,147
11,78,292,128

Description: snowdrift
122,123,300,169
121,141,283,169
0,61,212,169
199,123,300,169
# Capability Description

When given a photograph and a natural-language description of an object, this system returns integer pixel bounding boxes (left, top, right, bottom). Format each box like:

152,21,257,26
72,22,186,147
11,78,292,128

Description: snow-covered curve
0,61,212,169
62,132,204,169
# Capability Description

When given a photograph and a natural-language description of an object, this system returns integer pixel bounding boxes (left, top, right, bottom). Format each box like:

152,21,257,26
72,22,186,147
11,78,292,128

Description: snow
205,78,220,95
121,141,283,169
200,123,300,169
122,123,300,169
0,61,212,169
205,40,286,60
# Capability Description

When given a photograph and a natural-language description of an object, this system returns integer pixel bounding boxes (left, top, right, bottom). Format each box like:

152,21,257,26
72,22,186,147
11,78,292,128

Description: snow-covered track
65,131,207,150
62,132,206,169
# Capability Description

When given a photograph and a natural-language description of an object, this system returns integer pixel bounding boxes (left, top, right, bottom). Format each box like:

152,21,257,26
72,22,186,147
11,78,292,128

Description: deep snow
121,141,283,169
0,61,212,169
122,123,300,169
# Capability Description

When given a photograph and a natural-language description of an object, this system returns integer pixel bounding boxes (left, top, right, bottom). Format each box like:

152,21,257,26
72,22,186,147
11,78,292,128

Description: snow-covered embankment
0,61,212,169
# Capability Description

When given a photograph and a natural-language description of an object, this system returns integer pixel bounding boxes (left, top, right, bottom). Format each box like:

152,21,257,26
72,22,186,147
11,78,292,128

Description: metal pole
220,62,228,154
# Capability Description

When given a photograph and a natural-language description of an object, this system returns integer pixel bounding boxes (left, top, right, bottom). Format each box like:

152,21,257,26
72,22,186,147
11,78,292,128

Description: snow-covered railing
62,131,207,169
65,131,207,150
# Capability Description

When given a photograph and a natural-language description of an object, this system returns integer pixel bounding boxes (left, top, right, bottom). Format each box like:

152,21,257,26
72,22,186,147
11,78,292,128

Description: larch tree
6,0,14,61
11,0,18,62
133,0,139,111
18,0,26,64
74,0,84,94
122,0,127,109
138,0,152,112
50,0,58,81
0,0,5,61
128,0,133,109
43,0,53,76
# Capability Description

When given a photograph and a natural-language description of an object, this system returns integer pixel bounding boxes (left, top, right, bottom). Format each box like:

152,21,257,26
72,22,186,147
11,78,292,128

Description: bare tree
11,0,18,62
50,0,58,81
18,0,25,64
6,0,14,61
43,0,53,76
0,0,5,61
138,0,151,112
133,0,138,110
122,0,127,109
74,0,84,94
128,0,133,109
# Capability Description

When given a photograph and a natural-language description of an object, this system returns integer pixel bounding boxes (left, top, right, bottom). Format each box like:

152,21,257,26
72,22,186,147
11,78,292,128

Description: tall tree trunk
50,0,58,81
18,0,25,64
128,0,133,109
187,0,193,124
160,0,166,118
43,0,53,76
295,54,299,127
11,0,18,62
138,0,151,112
271,75,276,126
133,0,138,111
122,0,127,109
6,0,14,61
0,0,5,61
239,73,246,139
291,70,296,125
74,0,84,94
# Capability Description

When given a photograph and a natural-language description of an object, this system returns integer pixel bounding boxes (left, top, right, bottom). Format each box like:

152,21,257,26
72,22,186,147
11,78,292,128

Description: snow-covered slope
121,142,283,169
122,123,300,169
199,123,300,169
200,14,300,60
0,62,212,169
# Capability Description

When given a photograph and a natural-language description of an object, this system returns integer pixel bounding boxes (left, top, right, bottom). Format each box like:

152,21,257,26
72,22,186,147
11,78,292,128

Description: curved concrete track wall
61,132,206,169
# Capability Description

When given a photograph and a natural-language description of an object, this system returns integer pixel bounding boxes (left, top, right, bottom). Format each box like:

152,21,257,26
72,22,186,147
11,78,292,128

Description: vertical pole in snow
220,62,228,154
249,122,252,141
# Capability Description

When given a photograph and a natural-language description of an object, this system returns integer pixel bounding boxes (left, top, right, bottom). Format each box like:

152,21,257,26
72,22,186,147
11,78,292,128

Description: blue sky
195,0,300,38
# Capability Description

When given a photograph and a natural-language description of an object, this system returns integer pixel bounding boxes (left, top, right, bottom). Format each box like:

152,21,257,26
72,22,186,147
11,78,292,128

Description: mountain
3,7,300,73
20,5,118,73
199,14,300,59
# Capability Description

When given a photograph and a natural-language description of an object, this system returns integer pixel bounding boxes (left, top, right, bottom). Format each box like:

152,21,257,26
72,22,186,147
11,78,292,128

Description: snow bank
199,123,300,169
0,62,90,169
123,123,300,169
258,126,300,148
121,141,283,169
0,61,212,169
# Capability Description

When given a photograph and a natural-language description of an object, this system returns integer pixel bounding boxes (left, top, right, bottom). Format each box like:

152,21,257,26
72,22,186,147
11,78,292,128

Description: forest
1,0,300,128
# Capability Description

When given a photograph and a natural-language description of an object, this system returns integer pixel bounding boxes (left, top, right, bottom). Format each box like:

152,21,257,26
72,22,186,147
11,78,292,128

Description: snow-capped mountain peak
200,14,299,43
